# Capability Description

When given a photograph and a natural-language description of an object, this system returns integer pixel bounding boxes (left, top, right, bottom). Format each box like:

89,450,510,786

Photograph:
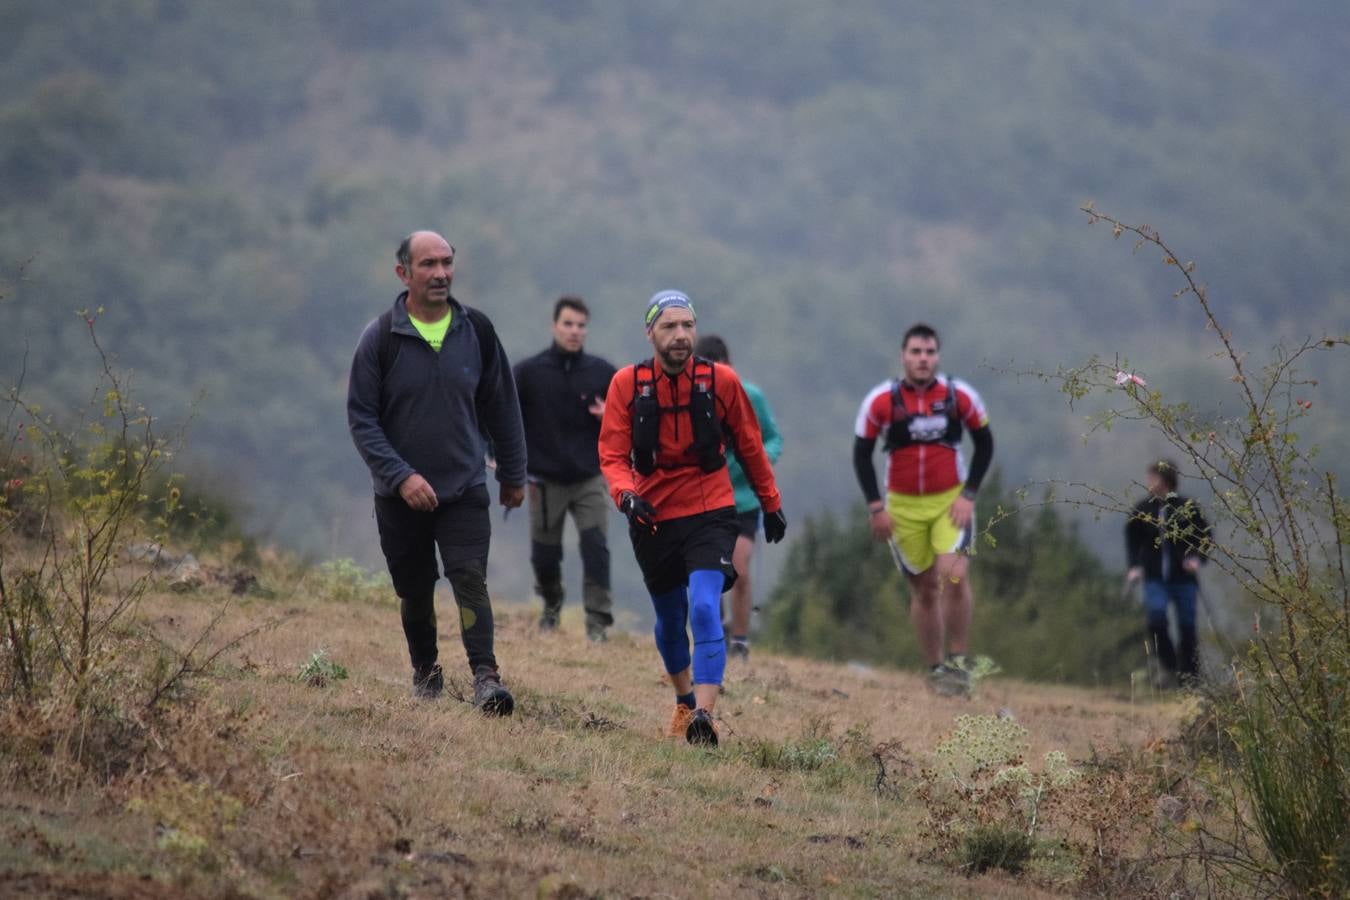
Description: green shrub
918,714,1086,880
1,310,260,786
309,558,391,605
1229,660,1349,896
1,308,176,709
745,736,839,772
298,648,348,687
1071,207,1350,897
961,824,1034,875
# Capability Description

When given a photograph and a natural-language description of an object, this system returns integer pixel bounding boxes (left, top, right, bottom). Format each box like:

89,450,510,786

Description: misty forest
5,1,1349,682
4,3,1350,897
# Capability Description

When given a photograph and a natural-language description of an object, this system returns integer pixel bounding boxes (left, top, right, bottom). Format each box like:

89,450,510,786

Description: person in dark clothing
347,230,527,714
514,296,618,641
1125,458,1211,686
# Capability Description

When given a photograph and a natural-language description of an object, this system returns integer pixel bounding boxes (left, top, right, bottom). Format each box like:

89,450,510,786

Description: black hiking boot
472,665,514,717
412,663,444,700
685,708,719,746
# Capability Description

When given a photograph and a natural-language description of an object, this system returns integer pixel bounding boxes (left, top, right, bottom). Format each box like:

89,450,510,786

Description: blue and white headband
644,290,696,328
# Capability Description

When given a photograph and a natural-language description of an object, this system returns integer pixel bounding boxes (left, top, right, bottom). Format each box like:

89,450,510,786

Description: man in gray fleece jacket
347,230,527,714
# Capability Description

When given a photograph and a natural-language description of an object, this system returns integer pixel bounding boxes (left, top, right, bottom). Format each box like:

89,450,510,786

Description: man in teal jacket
694,335,783,661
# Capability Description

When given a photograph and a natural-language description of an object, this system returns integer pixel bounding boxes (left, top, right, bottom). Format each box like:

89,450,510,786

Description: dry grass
1,580,1192,899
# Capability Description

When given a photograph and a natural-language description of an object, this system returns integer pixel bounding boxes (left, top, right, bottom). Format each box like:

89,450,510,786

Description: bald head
397,231,453,269
395,231,456,312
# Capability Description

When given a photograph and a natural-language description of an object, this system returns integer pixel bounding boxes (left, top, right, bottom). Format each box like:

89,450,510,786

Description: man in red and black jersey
853,323,994,696
599,290,786,745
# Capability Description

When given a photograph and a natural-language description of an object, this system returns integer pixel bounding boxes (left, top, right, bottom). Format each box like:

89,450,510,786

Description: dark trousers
1144,580,1199,679
529,476,613,628
374,484,496,673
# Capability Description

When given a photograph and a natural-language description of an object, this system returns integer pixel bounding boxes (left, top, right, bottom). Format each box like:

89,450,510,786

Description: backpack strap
463,306,496,374
630,360,659,475
377,304,494,383
942,375,963,444
376,308,396,378
688,358,725,473
882,378,908,452
462,305,498,412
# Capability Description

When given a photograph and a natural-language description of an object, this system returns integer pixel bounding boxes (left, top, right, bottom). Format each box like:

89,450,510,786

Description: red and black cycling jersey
854,375,989,496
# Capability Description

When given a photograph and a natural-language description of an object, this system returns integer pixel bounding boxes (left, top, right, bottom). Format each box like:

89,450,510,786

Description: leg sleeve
688,569,727,686
650,586,691,675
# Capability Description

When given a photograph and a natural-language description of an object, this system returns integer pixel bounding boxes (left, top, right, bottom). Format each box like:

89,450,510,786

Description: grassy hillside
0,567,1195,899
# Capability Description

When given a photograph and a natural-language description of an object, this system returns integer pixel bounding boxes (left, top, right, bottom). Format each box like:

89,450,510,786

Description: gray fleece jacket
347,292,526,500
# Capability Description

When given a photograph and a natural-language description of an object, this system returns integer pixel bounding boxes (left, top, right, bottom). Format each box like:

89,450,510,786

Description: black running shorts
629,507,739,596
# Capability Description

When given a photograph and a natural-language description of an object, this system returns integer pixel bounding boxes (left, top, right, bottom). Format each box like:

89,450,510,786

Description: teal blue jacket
729,380,782,513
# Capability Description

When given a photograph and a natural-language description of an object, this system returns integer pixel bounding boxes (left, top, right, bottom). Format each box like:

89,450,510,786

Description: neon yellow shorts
886,485,971,575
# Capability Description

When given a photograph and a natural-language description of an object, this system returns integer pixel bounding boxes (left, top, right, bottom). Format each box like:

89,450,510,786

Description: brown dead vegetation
1,576,1195,899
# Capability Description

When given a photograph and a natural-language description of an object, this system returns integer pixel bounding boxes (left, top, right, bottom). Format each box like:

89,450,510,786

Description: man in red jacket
599,290,787,746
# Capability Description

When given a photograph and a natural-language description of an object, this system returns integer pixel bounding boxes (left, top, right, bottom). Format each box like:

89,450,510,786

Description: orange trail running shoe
666,704,696,739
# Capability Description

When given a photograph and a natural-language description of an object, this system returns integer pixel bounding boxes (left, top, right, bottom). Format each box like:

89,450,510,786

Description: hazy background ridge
3,1,1347,613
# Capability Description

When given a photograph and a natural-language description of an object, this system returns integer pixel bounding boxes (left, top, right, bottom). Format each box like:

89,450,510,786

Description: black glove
620,491,658,533
762,508,787,544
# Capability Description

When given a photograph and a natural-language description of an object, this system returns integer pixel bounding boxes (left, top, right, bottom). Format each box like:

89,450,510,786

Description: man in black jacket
514,296,618,641
1125,459,1211,686
348,231,527,713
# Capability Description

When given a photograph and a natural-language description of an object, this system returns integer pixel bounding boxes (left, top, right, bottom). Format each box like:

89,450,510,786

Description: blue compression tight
651,585,690,675
650,570,727,686
689,570,727,685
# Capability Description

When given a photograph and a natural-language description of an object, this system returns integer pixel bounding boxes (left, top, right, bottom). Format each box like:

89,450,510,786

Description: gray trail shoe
927,663,971,698
728,640,750,662
472,665,514,717
412,663,444,700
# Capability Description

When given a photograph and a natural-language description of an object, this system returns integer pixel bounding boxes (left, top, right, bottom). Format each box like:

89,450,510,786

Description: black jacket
1125,493,1211,584
348,293,527,499
514,344,617,485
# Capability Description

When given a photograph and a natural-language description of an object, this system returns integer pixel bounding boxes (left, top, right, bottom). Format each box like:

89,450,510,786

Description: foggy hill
2,1,1347,608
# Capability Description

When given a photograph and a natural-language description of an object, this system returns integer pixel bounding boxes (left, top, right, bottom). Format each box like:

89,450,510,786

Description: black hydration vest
630,358,725,476
882,376,962,452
